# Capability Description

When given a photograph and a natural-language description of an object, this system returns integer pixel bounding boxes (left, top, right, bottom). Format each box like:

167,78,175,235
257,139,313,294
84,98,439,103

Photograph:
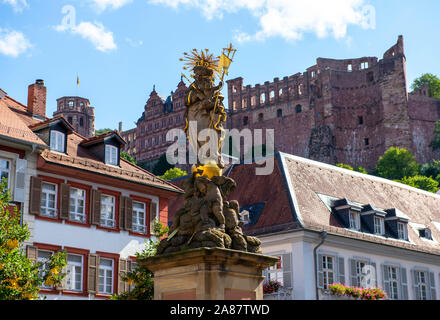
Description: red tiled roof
0,96,46,146
28,115,74,132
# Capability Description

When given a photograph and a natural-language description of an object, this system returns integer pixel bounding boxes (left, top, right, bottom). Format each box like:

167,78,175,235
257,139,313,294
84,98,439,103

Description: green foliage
396,175,439,193
411,73,440,99
111,222,169,300
0,179,67,300
120,152,136,165
336,164,367,174
376,147,419,180
429,121,440,152
158,168,188,181
419,160,440,183
95,128,114,136
152,154,174,176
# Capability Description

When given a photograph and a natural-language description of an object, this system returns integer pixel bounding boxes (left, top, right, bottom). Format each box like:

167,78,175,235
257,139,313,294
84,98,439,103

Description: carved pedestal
139,247,278,300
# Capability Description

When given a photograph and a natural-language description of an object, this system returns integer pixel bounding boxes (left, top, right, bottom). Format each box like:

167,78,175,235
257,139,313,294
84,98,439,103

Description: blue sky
1,0,439,131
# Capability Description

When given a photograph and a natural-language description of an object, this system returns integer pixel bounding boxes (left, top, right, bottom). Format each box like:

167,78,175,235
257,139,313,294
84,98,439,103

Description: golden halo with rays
179,48,221,78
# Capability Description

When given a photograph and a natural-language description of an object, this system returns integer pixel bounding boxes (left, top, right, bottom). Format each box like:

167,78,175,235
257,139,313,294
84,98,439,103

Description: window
364,138,370,146
50,130,65,153
355,261,368,288
67,117,73,124
243,116,249,126
70,188,86,223
296,104,302,114
347,64,353,72
132,201,146,233
38,250,53,289
387,266,400,300
68,101,74,107
321,255,334,290
100,195,115,228
105,145,118,166
349,211,360,231
419,228,432,240
358,116,364,125
268,256,284,285
41,182,57,218
0,159,10,188
65,254,83,292
311,71,316,78
416,271,428,300
79,118,84,127
99,258,114,295
397,222,407,240
260,93,266,104
374,216,385,235
258,113,264,122
277,109,282,118
361,61,369,70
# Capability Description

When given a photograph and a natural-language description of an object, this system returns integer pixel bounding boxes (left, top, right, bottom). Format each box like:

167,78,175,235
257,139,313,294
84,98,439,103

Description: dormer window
419,228,432,240
397,222,408,240
105,145,118,166
374,216,385,235
349,210,360,231
50,130,65,153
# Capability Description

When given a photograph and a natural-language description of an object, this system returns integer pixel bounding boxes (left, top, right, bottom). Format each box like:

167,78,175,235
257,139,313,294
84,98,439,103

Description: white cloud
125,37,143,47
55,21,117,52
0,29,32,57
2,0,28,12
88,0,132,11
149,0,375,42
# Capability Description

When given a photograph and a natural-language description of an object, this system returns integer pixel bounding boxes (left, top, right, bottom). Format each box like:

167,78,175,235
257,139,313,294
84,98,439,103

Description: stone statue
156,45,262,255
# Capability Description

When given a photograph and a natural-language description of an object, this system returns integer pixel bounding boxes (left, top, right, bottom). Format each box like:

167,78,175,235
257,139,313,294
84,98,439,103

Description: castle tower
53,96,95,138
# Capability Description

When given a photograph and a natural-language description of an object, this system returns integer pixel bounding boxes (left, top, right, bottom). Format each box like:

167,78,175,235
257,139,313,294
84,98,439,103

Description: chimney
27,79,46,118
119,121,123,133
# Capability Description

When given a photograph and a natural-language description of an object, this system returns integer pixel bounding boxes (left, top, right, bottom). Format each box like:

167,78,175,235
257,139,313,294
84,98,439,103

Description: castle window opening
270,90,275,102
361,61,369,70
233,101,237,110
298,85,302,96
296,104,302,114
311,71,316,78
367,72,374,83
260,93,266,104
279,88,283,97
277,109,283,118
258,113,264,122
364,138,370,146
251,96,256,107
347,64,353,72
358,116,364,125
242,98,247,109
243,116,249,126
69,101,74,107
79,117,84,127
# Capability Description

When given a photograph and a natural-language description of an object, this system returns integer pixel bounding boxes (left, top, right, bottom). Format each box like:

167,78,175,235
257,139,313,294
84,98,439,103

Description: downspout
313,231,327,300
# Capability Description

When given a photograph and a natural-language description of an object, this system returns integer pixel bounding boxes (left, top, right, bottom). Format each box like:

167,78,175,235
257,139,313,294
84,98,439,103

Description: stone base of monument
139,247,279,300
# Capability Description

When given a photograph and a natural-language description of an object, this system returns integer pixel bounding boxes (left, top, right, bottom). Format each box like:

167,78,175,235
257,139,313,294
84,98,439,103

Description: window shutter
59,183,70,220
90,190,101,225
317,254,324,289
125,197,133,231
412,270,421,300
282,253,292,288
29,176,42,215
126,260,132,292
55,265,67,291
149,202,157,234
400,268,408,300
382,264,391,298
119,196,126,229
429,272,436,300
118,259,128,295
13,158,27,203
87,254,100,294
26,245,38,264
338,257,345,285
350,259,358,287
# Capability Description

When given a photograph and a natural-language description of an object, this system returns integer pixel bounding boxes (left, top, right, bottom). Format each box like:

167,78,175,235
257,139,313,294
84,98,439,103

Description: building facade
226,36,440,171
53,96,95,138
0,81,182,299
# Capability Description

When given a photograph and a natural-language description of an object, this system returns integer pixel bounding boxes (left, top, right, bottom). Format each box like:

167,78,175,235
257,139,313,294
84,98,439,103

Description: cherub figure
194,176,225,231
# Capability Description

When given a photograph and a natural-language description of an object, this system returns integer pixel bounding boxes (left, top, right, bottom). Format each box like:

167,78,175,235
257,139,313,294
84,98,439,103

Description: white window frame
267,255,284,286
38,250,53,289
387,265,400,300
69,187,86,223
374,216,385,235
361,61,369,69
50,130,65,153
99,258,114,295
397,222,407,240
349,211,360,231
100,194,115,228
132,201,146,233
105,145,118,166
65,254,83,292
416,270,428,300
41,182,57,218
0,158,11,189
322,255,335,290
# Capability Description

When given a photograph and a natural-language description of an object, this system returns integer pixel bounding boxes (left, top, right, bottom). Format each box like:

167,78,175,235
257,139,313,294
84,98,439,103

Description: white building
224,152,440,300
